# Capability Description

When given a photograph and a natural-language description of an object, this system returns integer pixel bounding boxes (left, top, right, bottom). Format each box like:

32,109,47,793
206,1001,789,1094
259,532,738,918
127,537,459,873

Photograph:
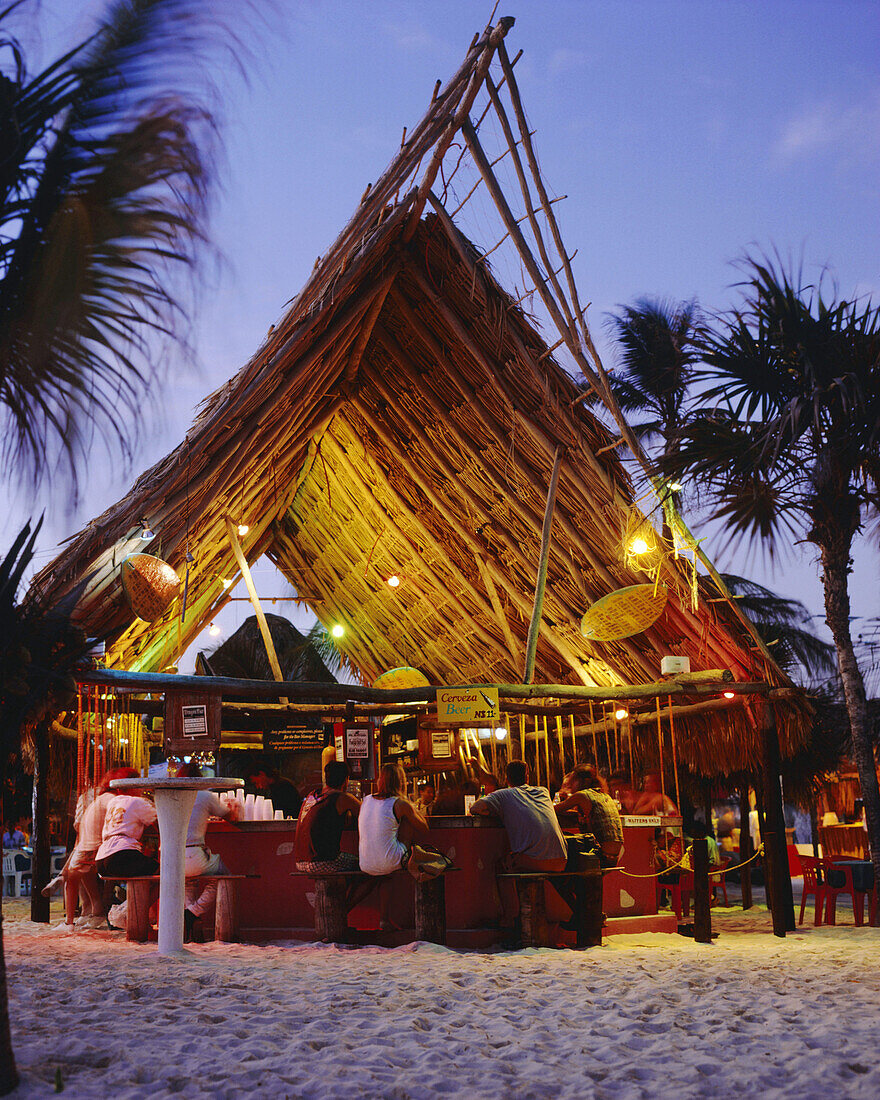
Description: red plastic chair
824,857,869,926
796,855,826,926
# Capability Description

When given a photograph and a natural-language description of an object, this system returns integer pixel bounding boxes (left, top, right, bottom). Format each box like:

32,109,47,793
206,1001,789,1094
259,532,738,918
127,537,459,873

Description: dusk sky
8,0,879,670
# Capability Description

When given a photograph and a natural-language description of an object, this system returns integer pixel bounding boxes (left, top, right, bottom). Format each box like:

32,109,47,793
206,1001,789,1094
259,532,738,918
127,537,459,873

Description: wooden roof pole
224,516,288,704
474,552,520,670
523,448,562,683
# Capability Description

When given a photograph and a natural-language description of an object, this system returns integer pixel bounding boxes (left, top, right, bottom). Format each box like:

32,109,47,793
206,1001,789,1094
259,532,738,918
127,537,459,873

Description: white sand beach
4,892,880,1099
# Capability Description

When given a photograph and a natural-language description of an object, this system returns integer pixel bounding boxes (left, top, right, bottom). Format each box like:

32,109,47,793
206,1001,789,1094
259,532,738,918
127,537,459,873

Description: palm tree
0,521,86,1093
718,573,836,688
1,0,220,492
0,1,232,1088
603,297,705,457
665,255,880,917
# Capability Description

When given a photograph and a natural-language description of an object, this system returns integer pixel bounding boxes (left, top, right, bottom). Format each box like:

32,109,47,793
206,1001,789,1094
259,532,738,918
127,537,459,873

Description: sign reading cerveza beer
436,686,499,725
264,728,323,752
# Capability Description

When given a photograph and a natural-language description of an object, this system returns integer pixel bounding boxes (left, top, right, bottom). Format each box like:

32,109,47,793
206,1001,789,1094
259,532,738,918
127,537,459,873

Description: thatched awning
31,18,809,775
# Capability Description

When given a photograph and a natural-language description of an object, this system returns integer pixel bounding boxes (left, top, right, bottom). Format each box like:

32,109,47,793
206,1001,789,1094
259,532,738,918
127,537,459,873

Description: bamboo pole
668,695,681,811
543,715,551,788
556,715,565,775
519,713,526,763
225,517,288,704
474,551,520,671
569,714,577,767
523,447,562,683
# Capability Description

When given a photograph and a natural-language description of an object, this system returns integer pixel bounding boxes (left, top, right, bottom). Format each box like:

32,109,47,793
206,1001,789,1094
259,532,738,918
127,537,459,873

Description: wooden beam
224,516,288,704
474,552,520,669
523,447,562,683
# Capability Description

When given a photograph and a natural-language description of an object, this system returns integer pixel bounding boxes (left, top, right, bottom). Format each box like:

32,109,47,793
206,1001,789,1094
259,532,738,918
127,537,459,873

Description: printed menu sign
181,704,208,738
431,731,453,758
345,727,370,759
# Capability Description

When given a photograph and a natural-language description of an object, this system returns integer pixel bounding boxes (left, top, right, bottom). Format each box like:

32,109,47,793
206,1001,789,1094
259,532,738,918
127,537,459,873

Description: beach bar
28,17,810,941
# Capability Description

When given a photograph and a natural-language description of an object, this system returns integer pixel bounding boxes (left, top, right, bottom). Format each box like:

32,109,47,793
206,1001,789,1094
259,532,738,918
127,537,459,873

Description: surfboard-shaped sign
580,584,668,642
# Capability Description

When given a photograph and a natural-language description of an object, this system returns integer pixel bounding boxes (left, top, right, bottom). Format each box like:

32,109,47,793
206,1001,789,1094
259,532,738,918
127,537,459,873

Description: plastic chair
2,852,31,897
824,857,869,926
796,855,826,926
657,873,691,920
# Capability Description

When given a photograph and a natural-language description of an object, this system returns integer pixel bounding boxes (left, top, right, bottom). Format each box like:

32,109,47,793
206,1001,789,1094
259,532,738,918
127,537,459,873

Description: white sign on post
181,704,208,738
345,727,370,759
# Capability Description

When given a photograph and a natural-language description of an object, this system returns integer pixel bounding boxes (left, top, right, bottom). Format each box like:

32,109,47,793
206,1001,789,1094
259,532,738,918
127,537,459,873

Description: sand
3,890,880,1099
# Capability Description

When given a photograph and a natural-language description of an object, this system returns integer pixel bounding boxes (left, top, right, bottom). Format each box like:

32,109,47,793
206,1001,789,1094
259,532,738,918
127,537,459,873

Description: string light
331,624,345,639
494,727,507,741
386,574,401,588
723,691,735,700
629,537,649,555
237,523,249,537
220,577,233,589
209,622,221,637
140,518,155,541
615,708,629,721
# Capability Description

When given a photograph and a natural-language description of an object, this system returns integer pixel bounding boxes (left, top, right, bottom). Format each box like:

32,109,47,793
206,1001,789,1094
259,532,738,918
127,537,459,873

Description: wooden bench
292,870,452,945
100,874,248,943
497,865,605,948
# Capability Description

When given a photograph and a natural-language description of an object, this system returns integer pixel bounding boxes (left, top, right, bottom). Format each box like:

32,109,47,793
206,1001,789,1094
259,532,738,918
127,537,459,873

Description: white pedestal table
109,776,243,957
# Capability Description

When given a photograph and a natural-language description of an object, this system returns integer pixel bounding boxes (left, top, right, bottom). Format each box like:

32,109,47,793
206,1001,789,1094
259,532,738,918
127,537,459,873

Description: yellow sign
437,686,499,725
580,584,668,642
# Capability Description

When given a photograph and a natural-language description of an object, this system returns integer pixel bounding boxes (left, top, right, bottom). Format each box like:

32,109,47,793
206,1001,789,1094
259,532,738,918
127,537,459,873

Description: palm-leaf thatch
30,18,809,779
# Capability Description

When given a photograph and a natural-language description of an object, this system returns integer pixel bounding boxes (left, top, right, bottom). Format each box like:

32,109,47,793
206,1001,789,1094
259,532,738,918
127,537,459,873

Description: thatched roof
31,18,809,774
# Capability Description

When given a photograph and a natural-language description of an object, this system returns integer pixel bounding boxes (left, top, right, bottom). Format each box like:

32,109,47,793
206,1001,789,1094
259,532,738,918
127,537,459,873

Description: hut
31,17,808,800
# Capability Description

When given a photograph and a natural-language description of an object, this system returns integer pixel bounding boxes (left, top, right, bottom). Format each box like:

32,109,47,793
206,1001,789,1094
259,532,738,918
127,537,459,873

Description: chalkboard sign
263,728,323,753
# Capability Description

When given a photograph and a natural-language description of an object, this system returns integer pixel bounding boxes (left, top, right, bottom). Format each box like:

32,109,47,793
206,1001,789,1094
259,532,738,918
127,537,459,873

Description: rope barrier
616,844,765,879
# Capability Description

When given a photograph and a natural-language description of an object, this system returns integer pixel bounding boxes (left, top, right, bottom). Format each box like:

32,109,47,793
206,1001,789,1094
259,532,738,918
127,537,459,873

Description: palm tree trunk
0,757,21,1095
30,722,50,923
819,539,880,926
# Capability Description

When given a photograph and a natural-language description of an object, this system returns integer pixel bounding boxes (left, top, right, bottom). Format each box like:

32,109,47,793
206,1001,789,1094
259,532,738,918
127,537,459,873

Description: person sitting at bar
295,761,362,874
2,821,26,849
359,763,430,929
176,763,241,941
95,782,159,878
470,760,567,872
632,772,679,816
417,781,436,813
554,764,623,868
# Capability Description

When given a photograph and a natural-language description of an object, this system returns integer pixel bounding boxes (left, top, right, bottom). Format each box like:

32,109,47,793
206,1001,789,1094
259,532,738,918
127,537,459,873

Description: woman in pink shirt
95,781,159,878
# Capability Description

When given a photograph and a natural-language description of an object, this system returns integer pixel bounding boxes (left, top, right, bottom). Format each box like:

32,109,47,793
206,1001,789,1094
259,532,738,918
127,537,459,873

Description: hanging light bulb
386,574,401,588
494,727,507,741
140,518,155,541
723,691,735,700
331,624,345,639
615,708,629,721
629,537,649,555
220,577,233,589
209,622,221,636
237,523,249,537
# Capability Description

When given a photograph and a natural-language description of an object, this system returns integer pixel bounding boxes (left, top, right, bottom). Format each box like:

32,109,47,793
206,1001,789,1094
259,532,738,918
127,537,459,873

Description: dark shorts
96,850,159,878
296,852,360,874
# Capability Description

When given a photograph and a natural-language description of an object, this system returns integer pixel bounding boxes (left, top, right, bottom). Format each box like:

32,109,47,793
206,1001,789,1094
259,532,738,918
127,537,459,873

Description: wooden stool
413,874,447,944
497,868,604,948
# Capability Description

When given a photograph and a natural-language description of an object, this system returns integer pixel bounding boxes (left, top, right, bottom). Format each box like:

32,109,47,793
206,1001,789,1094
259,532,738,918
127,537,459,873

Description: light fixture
209,622,221,636
331,624,345,639
140,518,155,541
615,708,629,721
494,727,507,741
220,577,233,589
386,574,401,588
629,537,649,555
237,523,249,537
723,691,735,700
669,481,682,492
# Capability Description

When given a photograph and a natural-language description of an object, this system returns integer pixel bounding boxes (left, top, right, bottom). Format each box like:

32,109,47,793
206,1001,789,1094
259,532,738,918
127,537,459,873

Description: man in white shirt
178,764,241,940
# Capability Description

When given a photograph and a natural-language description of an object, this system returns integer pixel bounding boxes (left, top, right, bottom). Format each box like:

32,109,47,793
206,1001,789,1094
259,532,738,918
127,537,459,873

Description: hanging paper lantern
121,554,181,622
580,584,668,642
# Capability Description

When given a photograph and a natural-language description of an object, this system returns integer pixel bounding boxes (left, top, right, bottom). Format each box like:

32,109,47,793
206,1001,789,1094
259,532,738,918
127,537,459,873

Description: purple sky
7,0,879,671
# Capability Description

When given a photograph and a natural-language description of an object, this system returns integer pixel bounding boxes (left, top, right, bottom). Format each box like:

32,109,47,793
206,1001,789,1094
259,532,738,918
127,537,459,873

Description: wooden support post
692,837,712,943
225,517,288,704
522,447,562,684
739,787,753,910
313,876,351,943
30,721,50,923
414,876,447,944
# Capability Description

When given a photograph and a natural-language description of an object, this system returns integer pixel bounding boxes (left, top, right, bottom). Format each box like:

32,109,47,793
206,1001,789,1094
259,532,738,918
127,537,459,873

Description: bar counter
207,813,677,944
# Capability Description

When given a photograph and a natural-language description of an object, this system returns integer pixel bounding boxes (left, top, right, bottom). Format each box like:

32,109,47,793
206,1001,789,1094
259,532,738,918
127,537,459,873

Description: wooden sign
121,554,181,622
436,686,499,725
164,689,221,757
580,584,668,642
